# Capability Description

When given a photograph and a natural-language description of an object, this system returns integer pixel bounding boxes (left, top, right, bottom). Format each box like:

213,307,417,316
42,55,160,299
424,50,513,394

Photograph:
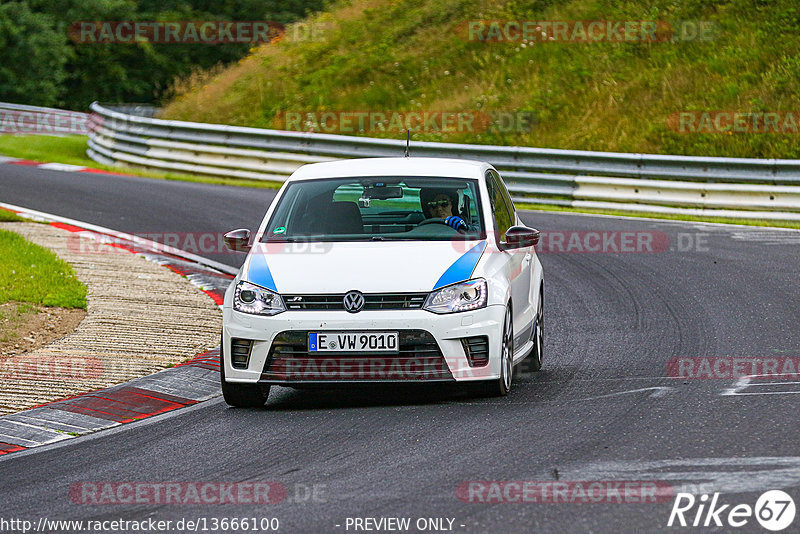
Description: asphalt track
2,163,800,533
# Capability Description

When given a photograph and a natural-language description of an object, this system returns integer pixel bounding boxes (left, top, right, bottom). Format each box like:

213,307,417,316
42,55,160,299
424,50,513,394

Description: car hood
241,240,487,294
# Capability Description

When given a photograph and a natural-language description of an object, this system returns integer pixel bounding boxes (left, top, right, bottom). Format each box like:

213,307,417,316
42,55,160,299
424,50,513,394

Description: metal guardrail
82,102,800,220
0,102,89,136
103,104,160,118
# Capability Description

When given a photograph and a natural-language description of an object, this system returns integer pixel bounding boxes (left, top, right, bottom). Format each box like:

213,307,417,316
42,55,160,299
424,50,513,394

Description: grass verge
0,135,281,189
162,0,800,159
0,228,87,308
0,210,25,222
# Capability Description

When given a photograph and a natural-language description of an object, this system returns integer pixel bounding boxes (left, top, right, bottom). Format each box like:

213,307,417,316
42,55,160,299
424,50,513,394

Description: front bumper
222,306,506,384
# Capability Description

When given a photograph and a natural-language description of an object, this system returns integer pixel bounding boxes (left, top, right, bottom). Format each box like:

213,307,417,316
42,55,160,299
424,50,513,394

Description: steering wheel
418,218,465,233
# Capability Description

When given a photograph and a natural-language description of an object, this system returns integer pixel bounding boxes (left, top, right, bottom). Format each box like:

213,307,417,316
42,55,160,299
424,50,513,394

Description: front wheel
472,304,513,397
220,339,270,408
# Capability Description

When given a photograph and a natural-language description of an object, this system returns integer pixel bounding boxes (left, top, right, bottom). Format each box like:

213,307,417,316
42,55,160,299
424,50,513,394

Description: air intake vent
462,336,489,367
262,330,453,382
230,338,253,369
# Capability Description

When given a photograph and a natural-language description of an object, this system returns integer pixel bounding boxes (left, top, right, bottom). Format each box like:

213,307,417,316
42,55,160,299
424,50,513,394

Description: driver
419,188,468,231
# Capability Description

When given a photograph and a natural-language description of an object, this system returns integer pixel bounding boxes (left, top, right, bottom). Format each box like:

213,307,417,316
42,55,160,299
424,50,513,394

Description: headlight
233,281,286,316
423,278,487,314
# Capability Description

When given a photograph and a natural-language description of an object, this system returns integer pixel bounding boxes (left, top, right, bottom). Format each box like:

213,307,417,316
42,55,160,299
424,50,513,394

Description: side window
493,170,516,224
487,172,513,242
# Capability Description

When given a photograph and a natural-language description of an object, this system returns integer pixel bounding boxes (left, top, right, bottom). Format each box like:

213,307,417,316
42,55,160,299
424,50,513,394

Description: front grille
283,293,428,311
261,330,454,382
462,335,489,367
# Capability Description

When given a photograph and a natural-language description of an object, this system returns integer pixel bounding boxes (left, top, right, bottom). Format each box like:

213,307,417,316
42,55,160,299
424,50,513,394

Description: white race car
220,157,544,407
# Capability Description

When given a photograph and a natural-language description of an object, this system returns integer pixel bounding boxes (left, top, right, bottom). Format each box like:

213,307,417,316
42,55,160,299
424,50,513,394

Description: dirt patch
0,302,86,358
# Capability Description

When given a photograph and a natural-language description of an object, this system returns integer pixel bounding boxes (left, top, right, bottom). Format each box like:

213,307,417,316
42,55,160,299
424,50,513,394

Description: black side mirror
223,229,252,252
504,226,540,249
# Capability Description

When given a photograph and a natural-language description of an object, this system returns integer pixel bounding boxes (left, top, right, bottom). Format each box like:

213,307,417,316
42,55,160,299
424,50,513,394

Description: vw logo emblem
343,290,365,313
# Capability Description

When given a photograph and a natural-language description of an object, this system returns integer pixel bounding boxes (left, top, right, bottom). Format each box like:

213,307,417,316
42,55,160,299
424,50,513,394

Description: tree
0,2,71,106
2,0,324,109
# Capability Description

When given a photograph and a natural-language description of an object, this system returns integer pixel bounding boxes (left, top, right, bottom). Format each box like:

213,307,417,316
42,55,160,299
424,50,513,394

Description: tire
220,335,270,408
526,286,544,373
473,303,513,397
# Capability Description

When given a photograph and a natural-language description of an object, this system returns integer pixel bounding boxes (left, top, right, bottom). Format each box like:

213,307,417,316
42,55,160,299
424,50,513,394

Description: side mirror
223,228,252,252
504,226,540,249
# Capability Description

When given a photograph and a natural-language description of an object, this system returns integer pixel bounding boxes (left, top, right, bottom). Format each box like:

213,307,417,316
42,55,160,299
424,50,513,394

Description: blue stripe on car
433,241,487,290
246,252,278,292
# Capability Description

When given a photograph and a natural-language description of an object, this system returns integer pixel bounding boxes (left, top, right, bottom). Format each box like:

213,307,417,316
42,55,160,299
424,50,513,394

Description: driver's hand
445,216,468,231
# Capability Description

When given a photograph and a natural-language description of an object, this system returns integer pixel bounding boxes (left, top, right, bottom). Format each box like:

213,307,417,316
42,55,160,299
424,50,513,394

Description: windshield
262,176,485,242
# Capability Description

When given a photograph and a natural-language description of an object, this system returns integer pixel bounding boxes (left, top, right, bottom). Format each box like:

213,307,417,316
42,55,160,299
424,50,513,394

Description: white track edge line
0,202,238,275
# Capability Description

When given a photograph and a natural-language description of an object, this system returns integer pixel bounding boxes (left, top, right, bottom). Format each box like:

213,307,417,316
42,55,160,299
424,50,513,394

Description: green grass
0,229,87,308
0,209,25,222
162,0,800,159
0,209,47,225
49,429,82,436
518,202,800,230
0,135,93,167
0,135,281,189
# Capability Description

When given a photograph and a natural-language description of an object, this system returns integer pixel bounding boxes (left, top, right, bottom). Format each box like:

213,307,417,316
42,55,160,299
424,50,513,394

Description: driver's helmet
420,187,460,219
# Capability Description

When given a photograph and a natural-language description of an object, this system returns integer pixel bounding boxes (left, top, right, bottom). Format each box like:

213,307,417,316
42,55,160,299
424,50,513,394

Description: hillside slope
161,0,800,158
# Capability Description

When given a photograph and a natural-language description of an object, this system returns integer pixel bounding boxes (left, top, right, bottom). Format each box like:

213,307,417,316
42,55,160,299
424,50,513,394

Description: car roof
287,157,490,181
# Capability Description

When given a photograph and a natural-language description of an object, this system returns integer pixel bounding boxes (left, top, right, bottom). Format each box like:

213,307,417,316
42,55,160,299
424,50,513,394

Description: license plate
308,332,399,352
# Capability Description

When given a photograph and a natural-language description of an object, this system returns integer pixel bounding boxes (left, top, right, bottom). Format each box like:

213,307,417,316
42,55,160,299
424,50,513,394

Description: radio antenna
404,130,410,157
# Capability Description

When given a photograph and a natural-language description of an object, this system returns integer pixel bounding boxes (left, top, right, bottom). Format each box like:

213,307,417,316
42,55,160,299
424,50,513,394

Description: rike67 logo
668,490,796,531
